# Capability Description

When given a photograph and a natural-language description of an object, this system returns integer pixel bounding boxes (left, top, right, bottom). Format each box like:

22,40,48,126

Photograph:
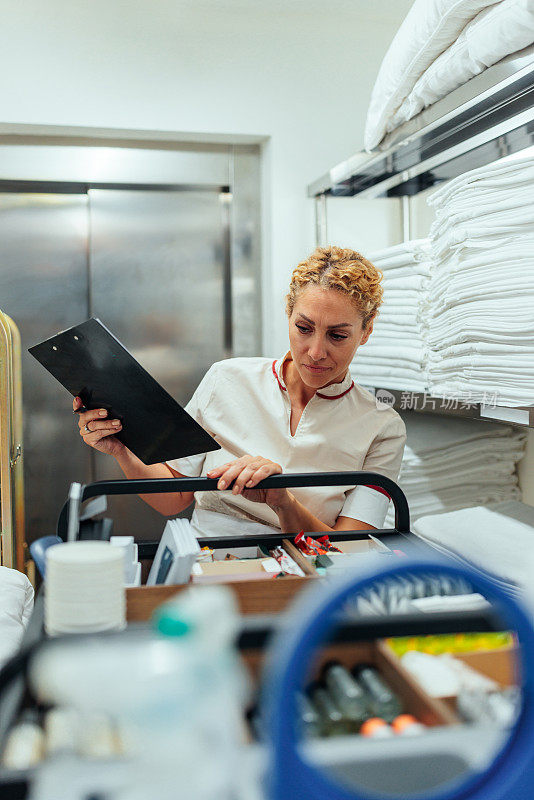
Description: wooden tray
454,646,517,687
127,573,317,621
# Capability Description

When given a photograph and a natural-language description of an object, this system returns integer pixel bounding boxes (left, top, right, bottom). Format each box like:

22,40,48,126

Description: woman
74,246,406,537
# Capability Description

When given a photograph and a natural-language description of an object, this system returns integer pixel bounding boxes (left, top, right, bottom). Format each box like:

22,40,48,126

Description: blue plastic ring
263,553,534,800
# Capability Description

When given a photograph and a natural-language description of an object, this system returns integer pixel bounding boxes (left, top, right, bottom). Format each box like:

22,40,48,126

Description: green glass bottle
311,686,351,737
353,665,402,723
324,663,368,729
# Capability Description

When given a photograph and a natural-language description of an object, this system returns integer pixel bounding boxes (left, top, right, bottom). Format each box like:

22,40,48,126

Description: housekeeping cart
54,470,413,619
2,471,531,799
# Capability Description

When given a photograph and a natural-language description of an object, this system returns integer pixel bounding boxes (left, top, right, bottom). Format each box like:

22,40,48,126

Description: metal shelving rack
308,44,534,428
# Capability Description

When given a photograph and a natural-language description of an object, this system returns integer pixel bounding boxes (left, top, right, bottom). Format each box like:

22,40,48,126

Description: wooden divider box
241,639,458,729
128,536,383,621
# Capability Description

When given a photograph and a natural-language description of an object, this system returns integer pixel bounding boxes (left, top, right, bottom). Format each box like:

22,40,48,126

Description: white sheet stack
412,501,534,598
385,412,526,527
351,240,431,392
421,156,534,407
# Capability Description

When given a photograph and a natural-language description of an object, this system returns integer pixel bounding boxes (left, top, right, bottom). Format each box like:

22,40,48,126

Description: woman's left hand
207,455,290,510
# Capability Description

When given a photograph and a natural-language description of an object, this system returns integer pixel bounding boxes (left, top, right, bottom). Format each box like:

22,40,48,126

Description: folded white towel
383,412,526,529
357,344,423,364
427,158,534,208
369,239,430,261
403,413,519,452
352,364,425,381
375,265,430,281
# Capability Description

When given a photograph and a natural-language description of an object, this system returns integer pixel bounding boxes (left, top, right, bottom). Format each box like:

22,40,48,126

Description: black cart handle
57,471,410,540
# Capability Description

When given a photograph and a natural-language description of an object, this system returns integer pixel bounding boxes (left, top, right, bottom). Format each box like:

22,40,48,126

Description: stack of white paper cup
45,542,126,635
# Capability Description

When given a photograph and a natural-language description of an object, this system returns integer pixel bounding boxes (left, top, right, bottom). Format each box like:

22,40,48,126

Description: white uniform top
166,355,406,537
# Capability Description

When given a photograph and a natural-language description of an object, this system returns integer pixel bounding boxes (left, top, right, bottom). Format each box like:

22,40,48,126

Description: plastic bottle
153,587,249,768
30,585,247,800
43,708,80,757
457,686,520,727
1,710,44,769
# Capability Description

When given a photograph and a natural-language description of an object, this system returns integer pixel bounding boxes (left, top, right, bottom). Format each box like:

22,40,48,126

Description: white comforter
365,0,534,151
0,566,34,669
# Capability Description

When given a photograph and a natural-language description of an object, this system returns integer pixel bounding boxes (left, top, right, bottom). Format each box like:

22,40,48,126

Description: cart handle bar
56,471,410,540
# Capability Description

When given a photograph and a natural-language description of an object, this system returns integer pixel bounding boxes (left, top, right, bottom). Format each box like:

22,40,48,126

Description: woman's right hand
73,396,126,458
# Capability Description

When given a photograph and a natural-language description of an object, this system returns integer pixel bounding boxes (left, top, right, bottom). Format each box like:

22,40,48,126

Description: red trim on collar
272,359,287,392
272,360,354,400
365,484,391,500
272,360,390,499
316,381,355,400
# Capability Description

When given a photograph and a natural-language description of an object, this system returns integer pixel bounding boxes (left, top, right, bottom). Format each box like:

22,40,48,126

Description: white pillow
0,566,34,668
387,0,534,135
364,0,503,151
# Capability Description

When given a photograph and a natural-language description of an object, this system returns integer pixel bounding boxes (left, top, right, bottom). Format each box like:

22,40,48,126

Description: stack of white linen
385,412,526,527
412,501,534,597
351,240,430,393
421,156,534,407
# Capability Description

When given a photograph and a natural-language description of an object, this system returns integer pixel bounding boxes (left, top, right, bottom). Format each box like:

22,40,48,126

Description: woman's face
288,284,373,390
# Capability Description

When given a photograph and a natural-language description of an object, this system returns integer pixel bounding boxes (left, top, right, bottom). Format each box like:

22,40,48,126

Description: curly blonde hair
286,246,383,329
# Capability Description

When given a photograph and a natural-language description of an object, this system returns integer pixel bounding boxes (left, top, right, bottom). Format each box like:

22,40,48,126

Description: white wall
325,197,403,254
0,0,412,358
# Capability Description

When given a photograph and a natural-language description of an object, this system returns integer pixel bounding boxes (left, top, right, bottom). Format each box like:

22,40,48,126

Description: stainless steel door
89,189,229,538
0,194,92,542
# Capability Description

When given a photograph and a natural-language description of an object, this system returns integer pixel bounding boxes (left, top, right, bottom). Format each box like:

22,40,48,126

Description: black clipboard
28,318,221,465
